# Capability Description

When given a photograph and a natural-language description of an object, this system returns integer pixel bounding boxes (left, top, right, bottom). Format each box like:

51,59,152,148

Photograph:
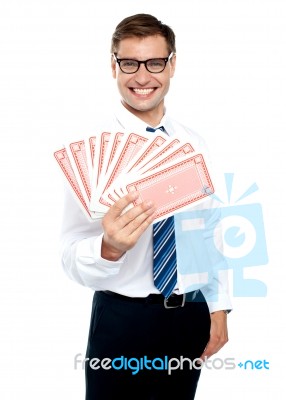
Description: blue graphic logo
175,173,268,297
237,359,270,370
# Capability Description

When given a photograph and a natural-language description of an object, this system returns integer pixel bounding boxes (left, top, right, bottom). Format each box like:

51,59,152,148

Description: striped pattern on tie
153,216,177,298
146,125,165,132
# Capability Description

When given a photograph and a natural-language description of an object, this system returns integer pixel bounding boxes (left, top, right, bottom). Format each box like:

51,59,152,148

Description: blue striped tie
153,216,177,298
146,125,177,298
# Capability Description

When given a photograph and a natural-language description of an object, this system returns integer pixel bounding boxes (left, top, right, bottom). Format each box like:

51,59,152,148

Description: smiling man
60,13,232,400
111,35,175,126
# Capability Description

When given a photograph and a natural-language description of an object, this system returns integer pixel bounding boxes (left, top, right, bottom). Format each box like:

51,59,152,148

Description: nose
134,63,151,85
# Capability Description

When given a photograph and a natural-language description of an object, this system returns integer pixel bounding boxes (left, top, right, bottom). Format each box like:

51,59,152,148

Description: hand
199,311,229,360
101,191,156,261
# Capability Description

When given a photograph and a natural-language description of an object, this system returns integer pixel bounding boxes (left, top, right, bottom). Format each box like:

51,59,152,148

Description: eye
120,60,138,68
147,59,165,68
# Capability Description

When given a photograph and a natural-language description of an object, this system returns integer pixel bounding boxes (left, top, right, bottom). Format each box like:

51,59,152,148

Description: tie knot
146,126,165,133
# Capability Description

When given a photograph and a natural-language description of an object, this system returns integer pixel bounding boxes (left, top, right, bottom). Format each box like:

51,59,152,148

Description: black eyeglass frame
113,52,174,74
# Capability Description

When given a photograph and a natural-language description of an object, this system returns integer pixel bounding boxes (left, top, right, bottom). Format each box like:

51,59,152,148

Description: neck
121,100,164,127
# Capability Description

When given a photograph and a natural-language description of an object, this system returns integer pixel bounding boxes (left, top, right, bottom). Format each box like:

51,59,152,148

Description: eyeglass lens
119,58,167,73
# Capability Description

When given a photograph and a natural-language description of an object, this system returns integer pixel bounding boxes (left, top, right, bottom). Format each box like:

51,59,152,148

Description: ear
111,55,117,79
170,53,176,78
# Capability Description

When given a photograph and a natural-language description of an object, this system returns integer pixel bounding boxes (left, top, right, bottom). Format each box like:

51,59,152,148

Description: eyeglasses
113,52,174,74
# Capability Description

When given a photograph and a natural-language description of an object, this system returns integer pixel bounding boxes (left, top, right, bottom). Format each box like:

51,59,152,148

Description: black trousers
85,290,210,400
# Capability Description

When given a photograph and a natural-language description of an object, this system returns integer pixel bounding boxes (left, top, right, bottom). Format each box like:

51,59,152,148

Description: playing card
89,131,128,214
101,131,164,204
86,135,97,197
54,147,92,220
95,131,126,205
54,130,214,222
68,139,92,201
90,132,150,212
121,134,167,174
91,131,112,189
123,153,214,221
88,136,97,168
96,131,126,185
105,136,182,202
139,142,195,175
131,137,181,174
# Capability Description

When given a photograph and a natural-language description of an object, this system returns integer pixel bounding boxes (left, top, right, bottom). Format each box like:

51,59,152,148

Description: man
60,13,232,400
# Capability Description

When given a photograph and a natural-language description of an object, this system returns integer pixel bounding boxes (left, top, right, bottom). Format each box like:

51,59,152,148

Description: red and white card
122,153,214,221
54,130,214,221
54,147,93,219
90,132,150,213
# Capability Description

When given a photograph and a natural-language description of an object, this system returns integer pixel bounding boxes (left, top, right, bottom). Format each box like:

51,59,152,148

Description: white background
0,0,285,398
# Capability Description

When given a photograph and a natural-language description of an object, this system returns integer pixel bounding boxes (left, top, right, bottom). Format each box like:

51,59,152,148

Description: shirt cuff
76,234,126,279
203,292,233,314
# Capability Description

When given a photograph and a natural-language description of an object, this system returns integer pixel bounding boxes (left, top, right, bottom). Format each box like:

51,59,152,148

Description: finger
123,204,156,239
119,199,156,231
106,191,140,221
101,199,156,257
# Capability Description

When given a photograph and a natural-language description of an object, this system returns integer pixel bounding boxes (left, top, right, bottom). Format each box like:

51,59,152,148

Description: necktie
146,126,177,298
153,216,177,298
146,125,165,132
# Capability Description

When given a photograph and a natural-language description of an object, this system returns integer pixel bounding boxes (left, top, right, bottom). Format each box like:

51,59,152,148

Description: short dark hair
111,13,176,54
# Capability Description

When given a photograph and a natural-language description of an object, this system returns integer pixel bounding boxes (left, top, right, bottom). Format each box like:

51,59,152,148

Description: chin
131,99,159,112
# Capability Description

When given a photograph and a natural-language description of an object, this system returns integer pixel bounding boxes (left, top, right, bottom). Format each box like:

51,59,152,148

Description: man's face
111,35,176,124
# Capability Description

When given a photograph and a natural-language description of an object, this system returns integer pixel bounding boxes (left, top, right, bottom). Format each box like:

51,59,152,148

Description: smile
132,88,155,95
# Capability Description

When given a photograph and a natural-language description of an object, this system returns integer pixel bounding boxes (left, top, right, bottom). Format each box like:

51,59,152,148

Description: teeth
133,88,154,95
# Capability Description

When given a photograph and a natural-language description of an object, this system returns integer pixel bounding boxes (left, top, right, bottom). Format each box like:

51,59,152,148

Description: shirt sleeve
199,196,233,314
59,184,125,288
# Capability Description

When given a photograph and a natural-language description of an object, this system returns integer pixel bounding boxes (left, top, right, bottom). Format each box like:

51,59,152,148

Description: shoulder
165,115,208,153
92,112,119,133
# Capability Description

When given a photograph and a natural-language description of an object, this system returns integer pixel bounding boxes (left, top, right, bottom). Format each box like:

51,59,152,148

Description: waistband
101,290,199,309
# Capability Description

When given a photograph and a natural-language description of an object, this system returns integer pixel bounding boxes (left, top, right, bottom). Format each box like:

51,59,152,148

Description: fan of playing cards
54,131,215,221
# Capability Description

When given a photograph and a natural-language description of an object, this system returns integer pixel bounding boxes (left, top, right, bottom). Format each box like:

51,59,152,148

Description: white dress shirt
59,102,232,313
